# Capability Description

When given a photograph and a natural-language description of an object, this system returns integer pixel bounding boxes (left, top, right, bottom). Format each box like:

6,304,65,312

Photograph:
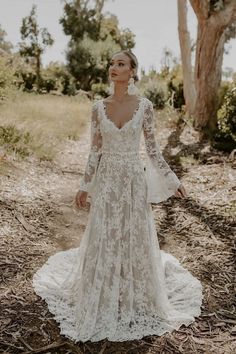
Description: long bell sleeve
143,99,181,204
79,102,102,194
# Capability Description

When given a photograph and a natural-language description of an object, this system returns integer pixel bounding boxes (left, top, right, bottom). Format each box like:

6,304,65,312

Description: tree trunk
177,0,196,116
193,18,225,134
189,0,236,137
36,50,41,93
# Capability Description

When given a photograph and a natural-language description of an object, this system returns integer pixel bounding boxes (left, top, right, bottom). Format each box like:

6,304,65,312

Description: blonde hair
112,49,139,81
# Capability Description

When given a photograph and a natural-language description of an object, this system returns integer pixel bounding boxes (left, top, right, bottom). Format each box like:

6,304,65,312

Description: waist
100,150,140,160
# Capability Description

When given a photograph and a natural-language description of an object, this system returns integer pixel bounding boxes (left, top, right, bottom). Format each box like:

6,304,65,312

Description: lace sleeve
143,99,181,203
79,101,102,193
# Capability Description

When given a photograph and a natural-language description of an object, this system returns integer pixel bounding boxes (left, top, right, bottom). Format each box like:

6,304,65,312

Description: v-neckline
101,97,142,131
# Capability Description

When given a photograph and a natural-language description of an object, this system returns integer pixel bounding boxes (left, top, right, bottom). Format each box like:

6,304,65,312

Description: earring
127,77,139,96
108,81,114,95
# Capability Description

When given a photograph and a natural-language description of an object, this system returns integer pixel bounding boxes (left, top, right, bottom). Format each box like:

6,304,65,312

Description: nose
109,66,117,74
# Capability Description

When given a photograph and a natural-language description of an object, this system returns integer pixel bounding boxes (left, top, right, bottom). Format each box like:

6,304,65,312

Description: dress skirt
32,152,203,342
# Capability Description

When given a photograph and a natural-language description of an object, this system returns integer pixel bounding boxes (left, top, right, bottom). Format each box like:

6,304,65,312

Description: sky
0,0,236,74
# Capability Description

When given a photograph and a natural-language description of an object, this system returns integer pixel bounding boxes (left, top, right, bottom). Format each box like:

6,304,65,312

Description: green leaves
19,5,54,57
19,4,54,92
60,0,135,91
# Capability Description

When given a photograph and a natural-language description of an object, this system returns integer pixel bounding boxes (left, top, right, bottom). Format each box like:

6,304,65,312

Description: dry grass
0,92,90,160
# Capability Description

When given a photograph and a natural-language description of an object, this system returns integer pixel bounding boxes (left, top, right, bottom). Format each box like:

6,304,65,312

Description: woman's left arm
142,99,187,203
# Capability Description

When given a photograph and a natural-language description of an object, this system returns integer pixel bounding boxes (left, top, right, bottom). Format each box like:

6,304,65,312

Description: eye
118,63,124,66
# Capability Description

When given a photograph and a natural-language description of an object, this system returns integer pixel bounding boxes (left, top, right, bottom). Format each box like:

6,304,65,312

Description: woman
33,50,203,343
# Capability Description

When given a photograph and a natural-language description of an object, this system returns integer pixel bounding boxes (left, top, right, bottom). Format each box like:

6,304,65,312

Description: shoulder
92,96,113,109
140,96,153,110
91,99,103,112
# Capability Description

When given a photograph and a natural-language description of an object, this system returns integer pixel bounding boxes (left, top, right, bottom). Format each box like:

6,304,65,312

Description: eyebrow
111,59,126,62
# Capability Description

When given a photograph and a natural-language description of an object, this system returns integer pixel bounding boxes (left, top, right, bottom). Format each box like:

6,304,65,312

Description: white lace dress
32,96,203,343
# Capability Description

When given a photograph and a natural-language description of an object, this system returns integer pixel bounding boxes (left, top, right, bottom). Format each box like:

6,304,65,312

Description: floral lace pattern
32,97,203,343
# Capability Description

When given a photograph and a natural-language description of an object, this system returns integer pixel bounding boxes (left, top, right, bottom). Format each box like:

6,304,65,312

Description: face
108,52,134,83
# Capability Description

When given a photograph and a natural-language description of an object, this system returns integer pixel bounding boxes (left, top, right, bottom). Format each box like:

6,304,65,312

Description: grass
0,92,90,160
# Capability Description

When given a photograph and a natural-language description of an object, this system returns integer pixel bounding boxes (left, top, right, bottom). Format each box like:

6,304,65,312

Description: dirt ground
0,112,235,354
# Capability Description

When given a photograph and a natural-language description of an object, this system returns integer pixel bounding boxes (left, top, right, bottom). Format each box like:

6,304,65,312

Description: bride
33,50,203,343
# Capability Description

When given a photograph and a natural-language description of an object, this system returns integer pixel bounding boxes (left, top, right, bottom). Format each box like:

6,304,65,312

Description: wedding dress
32,96,203,343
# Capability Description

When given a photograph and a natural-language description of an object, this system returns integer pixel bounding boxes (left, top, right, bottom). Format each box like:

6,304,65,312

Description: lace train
33,204,203,343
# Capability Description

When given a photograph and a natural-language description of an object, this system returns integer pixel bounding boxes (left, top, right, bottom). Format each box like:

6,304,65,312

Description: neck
112,81,129,102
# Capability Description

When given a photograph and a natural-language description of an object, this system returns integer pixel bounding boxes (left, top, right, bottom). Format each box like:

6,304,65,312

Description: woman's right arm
76,101,102,208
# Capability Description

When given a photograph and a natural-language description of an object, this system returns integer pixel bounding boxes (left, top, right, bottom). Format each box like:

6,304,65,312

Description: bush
91,82,109,98
0,56,16,98
214,84,236,152
41,62,77,95
140,78,167,109
139,64,184,111
166,65,185,110
0,125,31,157
217,80,231,110
143,81,166,109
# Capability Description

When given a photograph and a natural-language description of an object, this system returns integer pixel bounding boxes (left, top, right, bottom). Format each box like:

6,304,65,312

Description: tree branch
219,0,236,26
189,0,209,20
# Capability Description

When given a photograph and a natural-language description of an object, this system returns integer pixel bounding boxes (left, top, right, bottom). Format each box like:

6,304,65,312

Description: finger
180,190,186,198
175,191,181,198
81,200,87,208
177,190,184,198
77,197,82,208
75,197,80,208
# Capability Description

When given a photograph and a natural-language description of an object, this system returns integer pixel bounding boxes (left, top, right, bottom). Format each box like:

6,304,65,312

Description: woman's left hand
174,184,187,199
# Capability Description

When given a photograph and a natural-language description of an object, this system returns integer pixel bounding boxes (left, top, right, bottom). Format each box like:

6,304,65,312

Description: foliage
0,125,31,157
214,83,236,151
60,1,101,41
139,64,185,110
41,62,77,95
10,53,37,91
0,52,77,96
19,5,54,92
99,15,135,49
167,73,185,110
60,0,135,91
160,47,179,71
0,56,16,98
140,77,167,109
217,80,231,110
19,5,54,57
67,34,120,91
209,0,225,13
0,24,13,53
91,82,108,98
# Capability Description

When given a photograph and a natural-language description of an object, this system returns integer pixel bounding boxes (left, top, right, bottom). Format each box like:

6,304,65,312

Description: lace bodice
80,96,181,203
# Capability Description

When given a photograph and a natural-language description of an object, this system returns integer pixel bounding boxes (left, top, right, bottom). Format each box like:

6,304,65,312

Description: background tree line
0,0,236,151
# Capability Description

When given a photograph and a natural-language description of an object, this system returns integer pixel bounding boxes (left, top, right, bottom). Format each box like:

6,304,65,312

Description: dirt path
0,116,235,354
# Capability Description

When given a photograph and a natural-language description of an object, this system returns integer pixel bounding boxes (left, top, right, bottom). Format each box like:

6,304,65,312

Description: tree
177,0,196,116
19,5,54,92
160,47,178,72
60,0,135,91
0,24,13,54
188,0,236,136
